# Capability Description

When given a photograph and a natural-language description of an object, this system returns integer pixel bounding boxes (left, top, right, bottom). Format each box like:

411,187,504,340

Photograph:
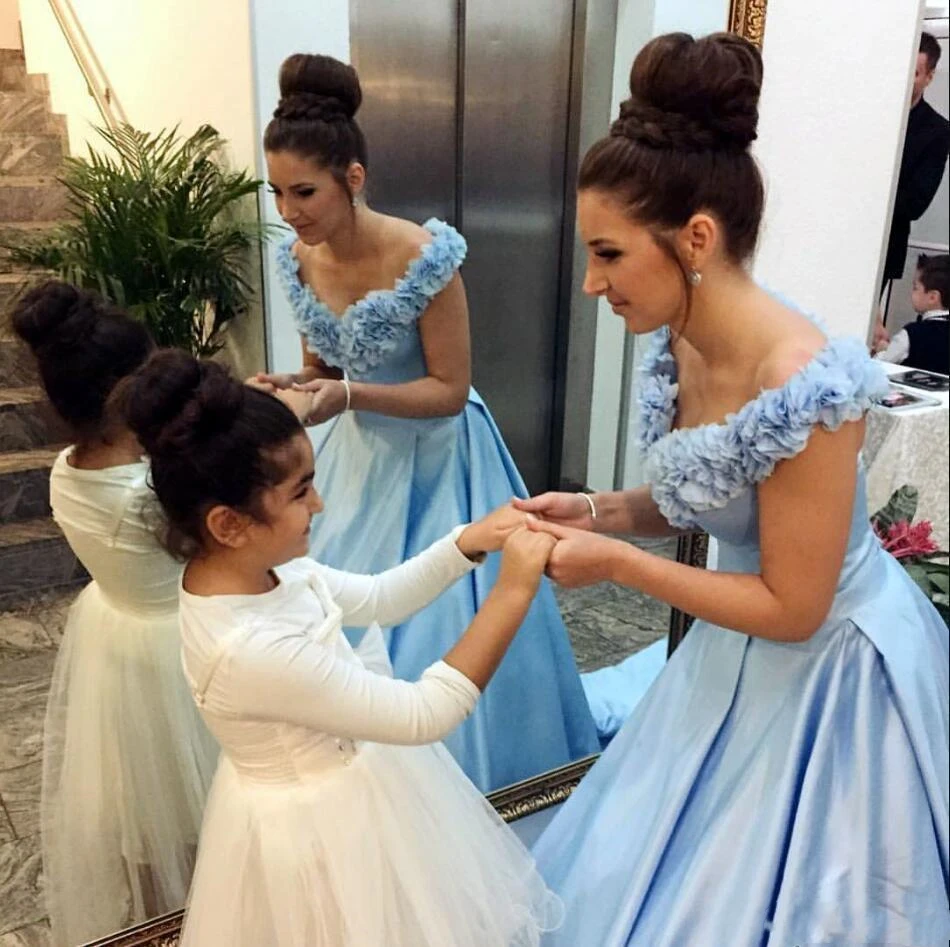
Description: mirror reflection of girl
123,349,561,946
11,283,218,947
518,33,950,945
250,52,599,792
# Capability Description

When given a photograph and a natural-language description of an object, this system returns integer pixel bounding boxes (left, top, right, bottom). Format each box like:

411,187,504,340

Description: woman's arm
531,420,864,643
293,273,472,424
513,486,683,538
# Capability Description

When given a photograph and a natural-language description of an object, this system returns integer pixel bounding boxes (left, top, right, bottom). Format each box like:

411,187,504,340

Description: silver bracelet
577,492,597,520
341,378,351,411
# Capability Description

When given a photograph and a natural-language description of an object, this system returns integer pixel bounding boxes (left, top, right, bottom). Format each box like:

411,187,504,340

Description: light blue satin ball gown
533,327,950,946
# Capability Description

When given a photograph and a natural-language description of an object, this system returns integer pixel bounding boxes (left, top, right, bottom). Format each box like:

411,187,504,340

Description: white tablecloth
864,365,949,550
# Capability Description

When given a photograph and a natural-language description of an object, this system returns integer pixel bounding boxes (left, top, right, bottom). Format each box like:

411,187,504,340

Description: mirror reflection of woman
253,53,599,792
12,283,218,947
518,32,950,945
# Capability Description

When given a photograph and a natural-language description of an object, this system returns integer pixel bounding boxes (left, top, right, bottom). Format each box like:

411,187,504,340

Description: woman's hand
456,503,534,559
495,527,558,599
290,378,349,425
272,388,315,423
526,519,623,588
246,371,298,393
512,492,596,531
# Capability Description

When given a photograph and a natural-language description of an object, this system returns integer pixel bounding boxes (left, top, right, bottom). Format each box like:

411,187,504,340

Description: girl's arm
222,530,554,743
530,420,864,643
316,505,529,629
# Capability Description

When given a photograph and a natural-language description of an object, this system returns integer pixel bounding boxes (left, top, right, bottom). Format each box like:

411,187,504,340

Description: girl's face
247,432,323,566
265,150,353,246
577,189,690,335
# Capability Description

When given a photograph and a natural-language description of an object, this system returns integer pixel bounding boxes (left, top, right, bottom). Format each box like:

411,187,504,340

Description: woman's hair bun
12,281,97,353
274,53,362,122
123,349,244,458
612,32,762,153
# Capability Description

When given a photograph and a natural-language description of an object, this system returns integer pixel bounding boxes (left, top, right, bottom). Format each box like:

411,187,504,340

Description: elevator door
350,0,576,492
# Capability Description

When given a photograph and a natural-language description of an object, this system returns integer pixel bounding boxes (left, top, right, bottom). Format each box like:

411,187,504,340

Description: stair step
0,514,86,609
0,332,37,386
0,175,69,224
0,89,63,134
0,220,63,273
0,51,27,92
0,130,66,176
0,444,63,522
0,386,66,451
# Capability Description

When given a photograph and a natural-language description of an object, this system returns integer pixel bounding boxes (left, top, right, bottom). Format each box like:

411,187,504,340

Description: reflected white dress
41,448,218,947
178,528,560,947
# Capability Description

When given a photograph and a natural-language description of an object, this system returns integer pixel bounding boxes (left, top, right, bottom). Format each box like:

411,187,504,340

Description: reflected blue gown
276,219,599,793
534,329,950,946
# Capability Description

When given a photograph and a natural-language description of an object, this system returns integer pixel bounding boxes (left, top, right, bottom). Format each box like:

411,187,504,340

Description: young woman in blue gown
517,32,949,946
252,52,599,793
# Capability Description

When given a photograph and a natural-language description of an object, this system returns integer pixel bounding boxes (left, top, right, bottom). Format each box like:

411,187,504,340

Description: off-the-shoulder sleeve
274,221,467,374
647,337,890,529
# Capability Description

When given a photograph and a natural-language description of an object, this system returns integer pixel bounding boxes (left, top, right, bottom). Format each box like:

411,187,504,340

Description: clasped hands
247,372,347,426
460,493,620,590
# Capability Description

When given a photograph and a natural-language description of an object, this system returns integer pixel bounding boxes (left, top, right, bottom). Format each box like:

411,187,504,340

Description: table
864,365,949,549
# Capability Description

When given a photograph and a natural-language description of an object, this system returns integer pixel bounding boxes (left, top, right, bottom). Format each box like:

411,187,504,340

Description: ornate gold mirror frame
81,5,768,945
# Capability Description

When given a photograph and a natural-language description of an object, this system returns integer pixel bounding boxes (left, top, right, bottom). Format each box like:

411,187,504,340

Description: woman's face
265,150,352,246
577,189,688,335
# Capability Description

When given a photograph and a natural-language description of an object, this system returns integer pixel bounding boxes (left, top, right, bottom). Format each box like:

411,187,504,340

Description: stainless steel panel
461,0,576,491
349,0,457,224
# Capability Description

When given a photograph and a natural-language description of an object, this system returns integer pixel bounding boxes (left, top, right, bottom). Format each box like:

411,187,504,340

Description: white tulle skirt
41,583,218,947
180,740,563,947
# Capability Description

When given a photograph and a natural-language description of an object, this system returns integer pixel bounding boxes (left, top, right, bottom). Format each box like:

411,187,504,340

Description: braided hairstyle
263,53,368,196
11,280,154,441
580,32,765,266
121,349,304,559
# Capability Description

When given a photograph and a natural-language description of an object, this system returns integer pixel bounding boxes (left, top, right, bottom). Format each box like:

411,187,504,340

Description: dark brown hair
263,53,368,196
121,349,304,559
12,280,154,441
916,252,950,309
580,32,765,270
920,32,942,73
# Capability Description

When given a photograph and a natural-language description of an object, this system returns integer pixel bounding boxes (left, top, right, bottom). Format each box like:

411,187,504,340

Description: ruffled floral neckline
636,324,889,529
275,218,467,374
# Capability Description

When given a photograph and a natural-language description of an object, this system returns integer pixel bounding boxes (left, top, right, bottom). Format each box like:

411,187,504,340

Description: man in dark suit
883,32,950,295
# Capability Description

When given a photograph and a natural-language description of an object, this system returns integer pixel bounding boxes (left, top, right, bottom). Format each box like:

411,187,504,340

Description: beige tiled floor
0,547,674,945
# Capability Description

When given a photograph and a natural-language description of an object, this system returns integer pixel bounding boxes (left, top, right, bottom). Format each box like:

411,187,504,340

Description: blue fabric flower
275,219,467,373
637,325,890,529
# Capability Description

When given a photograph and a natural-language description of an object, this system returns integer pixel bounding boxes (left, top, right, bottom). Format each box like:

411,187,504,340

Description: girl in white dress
121,348,563,947
12,282,219,946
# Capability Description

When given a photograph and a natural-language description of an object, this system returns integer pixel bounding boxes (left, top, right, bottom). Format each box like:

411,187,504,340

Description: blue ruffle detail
275,218,467,373
638,330,890,529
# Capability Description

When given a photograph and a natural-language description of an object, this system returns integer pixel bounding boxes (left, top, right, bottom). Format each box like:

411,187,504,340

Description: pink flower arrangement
873,518,940,559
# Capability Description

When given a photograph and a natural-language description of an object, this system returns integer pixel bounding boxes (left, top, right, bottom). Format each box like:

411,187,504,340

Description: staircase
0,47,84,610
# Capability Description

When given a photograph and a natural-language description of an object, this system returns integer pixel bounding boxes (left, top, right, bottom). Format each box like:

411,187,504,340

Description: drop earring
687,269,702,286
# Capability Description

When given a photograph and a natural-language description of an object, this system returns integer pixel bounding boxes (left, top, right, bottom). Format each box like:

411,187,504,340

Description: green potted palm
5,123,264,357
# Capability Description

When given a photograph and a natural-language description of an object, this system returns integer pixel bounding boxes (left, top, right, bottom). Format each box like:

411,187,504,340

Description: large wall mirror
0,2,767,945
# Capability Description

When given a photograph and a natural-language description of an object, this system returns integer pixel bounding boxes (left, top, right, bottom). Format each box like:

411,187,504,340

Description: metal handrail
45,0,127,129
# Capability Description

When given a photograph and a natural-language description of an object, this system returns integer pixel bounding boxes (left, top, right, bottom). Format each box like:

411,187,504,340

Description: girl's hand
496,527,558,598
526,519,623,588
456,503,534,559
290,379,349,425
512,491,596,531
247,371,297,392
